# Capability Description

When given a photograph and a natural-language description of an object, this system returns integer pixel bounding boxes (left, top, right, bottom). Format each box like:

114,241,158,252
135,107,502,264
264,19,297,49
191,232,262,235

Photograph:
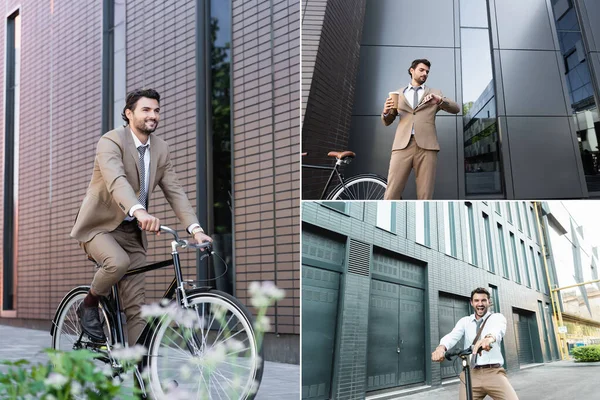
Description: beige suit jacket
381,86,460,151
71,126,199,247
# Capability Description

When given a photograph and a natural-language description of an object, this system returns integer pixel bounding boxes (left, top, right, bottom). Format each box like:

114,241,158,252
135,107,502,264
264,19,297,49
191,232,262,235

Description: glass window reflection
460,4,502,195
551,0,600,194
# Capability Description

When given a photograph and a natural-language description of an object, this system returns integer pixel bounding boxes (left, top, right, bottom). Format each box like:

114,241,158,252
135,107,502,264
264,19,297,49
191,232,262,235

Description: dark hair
121,88,161,125
470,287,490,300
408,59,431,77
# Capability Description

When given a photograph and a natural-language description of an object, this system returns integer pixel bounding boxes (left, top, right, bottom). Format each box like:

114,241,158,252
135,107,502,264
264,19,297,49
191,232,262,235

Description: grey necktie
471,318,484,365
412,86,421,109
138,145,148,209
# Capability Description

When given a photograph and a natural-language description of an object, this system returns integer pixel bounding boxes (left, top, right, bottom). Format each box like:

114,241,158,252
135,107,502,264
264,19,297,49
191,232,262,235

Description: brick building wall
301,0,367,199
0,0,301,362
231,0,300,362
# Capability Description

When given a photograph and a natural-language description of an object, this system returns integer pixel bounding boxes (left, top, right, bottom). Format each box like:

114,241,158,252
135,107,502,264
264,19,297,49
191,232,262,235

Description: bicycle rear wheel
327,173,387,200
147,290,263,400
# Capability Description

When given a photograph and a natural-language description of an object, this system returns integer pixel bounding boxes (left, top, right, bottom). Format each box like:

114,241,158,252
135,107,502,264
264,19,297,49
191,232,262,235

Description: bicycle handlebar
159,225,213,252
445,346,473,361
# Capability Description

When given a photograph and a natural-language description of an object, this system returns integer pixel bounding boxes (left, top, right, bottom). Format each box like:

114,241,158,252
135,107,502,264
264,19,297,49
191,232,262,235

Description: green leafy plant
0,348,138,400
572,344,600,362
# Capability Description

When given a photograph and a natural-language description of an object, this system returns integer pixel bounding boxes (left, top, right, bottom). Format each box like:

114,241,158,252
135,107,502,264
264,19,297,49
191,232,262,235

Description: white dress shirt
405,84,425,136
126,130,151,220
125,129,200,234
439,311,507,366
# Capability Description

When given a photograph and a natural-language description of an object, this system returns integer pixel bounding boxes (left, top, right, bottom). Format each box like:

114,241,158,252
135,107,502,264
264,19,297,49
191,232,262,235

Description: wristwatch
191,226,205,236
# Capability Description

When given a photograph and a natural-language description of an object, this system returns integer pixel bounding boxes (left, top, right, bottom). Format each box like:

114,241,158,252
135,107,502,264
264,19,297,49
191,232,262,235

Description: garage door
302,230,345,400
439,293,470,379
513,311,535,365
367,252,426,391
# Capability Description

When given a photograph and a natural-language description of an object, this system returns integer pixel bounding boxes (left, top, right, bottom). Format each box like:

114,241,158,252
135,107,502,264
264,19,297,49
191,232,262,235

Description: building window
539,251,550,294
102,0,126,132
376,202,395,232
523,202,531,237
520,240,531,287
416,202,430,246
506,202,513,224
3,10,21,311
516,202,523,231
444,203,457,257
460,0,502,195
531,205,540,242
495,202,501,215
510,232,521,284
498,223,509,278
551,0,600,194
322,201,347,214
483,212,495,273
530,246,540,291
465,203,477,265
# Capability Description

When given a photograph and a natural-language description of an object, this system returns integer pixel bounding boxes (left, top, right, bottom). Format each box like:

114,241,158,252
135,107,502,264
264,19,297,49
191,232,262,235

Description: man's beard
136,119,158,135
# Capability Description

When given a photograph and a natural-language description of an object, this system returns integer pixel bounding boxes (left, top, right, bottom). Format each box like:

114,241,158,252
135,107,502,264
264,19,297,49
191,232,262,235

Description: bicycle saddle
327,151,356,160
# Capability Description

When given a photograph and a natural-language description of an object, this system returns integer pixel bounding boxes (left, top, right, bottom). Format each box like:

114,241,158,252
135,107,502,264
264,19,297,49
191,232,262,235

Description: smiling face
471,292,491,319
125,97,160,136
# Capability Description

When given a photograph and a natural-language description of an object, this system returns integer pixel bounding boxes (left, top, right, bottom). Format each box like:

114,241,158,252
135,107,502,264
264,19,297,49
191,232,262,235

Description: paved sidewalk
0,324,299,399
370,361,600,399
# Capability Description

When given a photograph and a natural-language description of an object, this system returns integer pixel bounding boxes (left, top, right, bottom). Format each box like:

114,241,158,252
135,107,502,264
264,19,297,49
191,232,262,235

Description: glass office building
302,0,600,199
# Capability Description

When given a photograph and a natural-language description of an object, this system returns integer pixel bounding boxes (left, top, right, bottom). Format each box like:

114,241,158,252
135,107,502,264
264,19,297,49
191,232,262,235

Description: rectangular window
416,202,430,246
445,203,457,257
3,10,21,312
516,202,523,231
539,251,550,294
376,202,395,232
102,0,127,132
530,246,540,291
510,233,521,284
531,205,540,242
495,202,501,215
322,201,347,214
465,203,477,265
506,203,513,224
461,0,503,195
498,224,509,278
520,240,531,287
483,212,495,273
523,203,531,237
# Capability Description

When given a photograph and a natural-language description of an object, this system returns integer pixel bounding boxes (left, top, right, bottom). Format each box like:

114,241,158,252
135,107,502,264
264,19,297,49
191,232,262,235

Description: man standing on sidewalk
381,59,460,199
431,287,519,400
71,88,212,346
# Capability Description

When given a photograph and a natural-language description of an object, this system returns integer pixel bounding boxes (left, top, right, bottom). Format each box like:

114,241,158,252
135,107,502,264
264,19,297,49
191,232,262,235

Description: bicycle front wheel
147,290,264,399
327,173,387,200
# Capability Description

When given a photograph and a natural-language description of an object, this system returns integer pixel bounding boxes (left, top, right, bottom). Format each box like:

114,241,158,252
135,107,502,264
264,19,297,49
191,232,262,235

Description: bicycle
50,226,263,399
302,150,387,200
444,346,474,400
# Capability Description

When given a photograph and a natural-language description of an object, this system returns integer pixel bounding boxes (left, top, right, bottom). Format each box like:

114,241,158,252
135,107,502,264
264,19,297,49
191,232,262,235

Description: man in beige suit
71,88,212,345
382,59,460,199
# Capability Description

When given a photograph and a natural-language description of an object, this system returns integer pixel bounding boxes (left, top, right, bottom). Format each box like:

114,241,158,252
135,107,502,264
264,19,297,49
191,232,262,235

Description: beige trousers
84,220,146,346
459,367,519,400
384,136,438,200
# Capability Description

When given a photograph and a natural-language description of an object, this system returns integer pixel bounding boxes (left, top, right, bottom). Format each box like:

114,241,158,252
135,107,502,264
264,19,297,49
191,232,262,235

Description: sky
561,201,600,251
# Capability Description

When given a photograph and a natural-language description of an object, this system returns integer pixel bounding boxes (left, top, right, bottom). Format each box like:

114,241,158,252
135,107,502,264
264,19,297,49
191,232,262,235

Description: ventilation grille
348,239,370,276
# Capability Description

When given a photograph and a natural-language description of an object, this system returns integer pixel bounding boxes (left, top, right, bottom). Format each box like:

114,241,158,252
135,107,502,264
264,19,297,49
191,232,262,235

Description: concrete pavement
0,324,299,399
369,361,600,400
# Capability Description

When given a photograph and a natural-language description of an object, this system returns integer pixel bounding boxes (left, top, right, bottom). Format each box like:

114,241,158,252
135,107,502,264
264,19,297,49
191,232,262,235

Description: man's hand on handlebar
134,209,160,232
431,345,446,362
473,336,495,356
193,231,213,252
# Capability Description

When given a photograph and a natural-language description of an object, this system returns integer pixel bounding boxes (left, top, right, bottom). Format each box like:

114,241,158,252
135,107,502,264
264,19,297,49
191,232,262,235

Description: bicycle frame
302,160,348,200
101,226,211,350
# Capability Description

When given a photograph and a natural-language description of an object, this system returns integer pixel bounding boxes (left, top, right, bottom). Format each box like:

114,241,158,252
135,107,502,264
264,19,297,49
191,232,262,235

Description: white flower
225,338,246,355
255,315,271,332
213,305,227,321
44,395,57,400
179,364,192,379
261,281,286,301
141,303,173,318
44,372,68,389
111,344,147,362
249,281,285,309
201,343,227,370
70,381,82,395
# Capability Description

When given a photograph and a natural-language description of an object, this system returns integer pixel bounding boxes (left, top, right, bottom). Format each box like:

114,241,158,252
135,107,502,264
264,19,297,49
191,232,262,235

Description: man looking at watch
431,287,519,400
71,88,212,346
